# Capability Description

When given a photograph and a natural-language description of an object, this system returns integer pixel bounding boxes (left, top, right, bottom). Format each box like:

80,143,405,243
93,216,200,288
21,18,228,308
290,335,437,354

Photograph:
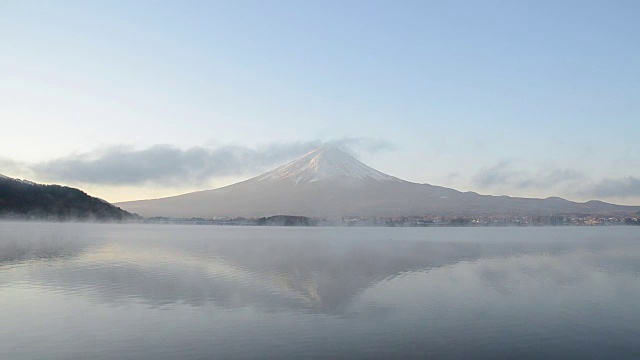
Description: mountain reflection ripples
0,223,639,359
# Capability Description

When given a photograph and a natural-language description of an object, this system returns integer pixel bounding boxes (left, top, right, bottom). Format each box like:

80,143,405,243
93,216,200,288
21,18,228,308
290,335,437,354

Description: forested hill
0,175,137,221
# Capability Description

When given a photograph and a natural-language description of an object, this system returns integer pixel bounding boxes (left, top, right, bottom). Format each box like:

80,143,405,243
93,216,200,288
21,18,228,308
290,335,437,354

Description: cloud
27,137,393,186
0,157,32,178
474,161,640,200
585,177,640,198
474,161,584,189
447,172,460,181
474,161,519,188
325,137,396,155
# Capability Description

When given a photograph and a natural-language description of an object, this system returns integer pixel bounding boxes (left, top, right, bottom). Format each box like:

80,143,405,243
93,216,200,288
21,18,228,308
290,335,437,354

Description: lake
1,222,639,359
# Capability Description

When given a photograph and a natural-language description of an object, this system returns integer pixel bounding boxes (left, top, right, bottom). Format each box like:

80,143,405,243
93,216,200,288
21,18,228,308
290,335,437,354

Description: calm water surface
0,222,639,359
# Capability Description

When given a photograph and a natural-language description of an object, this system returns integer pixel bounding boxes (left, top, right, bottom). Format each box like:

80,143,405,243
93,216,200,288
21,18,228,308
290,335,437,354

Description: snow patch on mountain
256,146,402,184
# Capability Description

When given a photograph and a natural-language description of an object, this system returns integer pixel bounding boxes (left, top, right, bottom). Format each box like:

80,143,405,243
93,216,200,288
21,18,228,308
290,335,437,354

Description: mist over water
1,222,639,359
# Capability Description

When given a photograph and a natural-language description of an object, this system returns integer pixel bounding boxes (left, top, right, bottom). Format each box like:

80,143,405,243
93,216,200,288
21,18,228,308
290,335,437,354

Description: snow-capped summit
256,146,402,184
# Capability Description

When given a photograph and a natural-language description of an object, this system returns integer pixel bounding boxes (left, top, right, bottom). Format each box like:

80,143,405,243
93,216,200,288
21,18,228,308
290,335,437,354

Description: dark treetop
0,175,136,221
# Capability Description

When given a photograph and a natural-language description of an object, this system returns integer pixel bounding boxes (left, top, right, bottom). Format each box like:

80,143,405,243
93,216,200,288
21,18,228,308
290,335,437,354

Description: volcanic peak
256,146,402,184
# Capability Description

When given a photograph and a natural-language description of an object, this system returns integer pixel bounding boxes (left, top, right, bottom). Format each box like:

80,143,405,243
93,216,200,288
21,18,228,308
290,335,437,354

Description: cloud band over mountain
586,177,640,198
474,161,640,199
21,138,394,186
2,140,639,202
474,161,585,189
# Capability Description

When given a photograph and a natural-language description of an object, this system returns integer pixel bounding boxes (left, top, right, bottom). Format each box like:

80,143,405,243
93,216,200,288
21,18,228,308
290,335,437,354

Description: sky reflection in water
0,223,639,359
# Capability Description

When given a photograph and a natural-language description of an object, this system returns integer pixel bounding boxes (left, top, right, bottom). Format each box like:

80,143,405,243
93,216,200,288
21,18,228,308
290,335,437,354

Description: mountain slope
256,146,402,184
116,147,640,218
0,174,137,221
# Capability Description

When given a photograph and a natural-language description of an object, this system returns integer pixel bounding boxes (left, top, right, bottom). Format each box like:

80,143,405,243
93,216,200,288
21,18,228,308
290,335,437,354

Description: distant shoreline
3,214,638,227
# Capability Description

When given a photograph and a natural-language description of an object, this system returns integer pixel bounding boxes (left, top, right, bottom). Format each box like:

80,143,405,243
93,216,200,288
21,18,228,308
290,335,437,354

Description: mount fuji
116,146,640,218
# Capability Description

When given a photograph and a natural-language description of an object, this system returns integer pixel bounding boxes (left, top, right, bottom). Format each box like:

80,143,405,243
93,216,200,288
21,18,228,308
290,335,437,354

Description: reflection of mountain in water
197,238,493,313
5,224,637,314
8,236,470,312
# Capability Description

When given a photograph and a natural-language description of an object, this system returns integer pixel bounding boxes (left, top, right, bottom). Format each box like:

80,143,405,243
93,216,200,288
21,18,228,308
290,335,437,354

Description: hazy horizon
2,1,639,205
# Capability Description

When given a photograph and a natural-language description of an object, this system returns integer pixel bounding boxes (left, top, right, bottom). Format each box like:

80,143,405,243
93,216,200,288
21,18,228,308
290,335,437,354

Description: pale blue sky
1,0,639,203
